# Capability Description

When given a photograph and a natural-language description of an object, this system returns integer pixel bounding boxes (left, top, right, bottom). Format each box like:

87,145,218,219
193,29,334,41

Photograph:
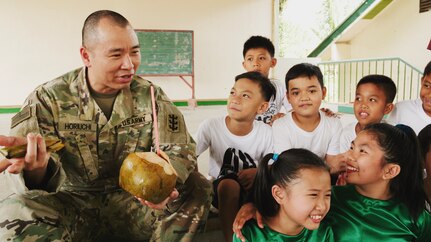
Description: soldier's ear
80,47,92,67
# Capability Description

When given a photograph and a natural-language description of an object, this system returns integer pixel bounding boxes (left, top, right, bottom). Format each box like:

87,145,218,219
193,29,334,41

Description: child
233,149,334,242
242,35,291,124
196,71,275,242
386,60,431,134
327,123,431,241
340,74,396,152
233,123,431,241
272,63,343,175
418,124,431,202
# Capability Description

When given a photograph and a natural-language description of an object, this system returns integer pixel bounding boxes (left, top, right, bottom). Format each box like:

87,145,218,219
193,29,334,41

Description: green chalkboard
136,30,193,75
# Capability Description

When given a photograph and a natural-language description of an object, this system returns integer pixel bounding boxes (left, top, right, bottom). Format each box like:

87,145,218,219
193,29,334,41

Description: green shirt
233,219,334,242
325,185,431,241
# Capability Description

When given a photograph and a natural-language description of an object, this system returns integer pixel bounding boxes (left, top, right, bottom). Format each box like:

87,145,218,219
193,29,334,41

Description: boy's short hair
235,71,276,102
285,63,324,90
424,60,431,77
356,74,397,103
243,36,275,57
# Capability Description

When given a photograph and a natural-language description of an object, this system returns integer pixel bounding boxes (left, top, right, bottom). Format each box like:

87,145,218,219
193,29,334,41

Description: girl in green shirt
326,123,431,241
233,148,334,242
234,124,431,241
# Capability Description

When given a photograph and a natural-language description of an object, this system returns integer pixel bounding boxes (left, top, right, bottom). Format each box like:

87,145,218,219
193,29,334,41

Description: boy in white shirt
242,36,291,124
340,75,396,152
386,60,431,134
196,71,275,242
272,63,343,178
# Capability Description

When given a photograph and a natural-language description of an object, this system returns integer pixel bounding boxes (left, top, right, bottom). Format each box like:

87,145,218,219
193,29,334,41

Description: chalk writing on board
136,30,193,75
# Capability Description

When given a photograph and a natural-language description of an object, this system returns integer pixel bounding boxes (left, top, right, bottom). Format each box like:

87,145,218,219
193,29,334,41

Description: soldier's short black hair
285,63,324,90
235,71,276,102
356,74,397,103
82,10,131,47
243,36,275,58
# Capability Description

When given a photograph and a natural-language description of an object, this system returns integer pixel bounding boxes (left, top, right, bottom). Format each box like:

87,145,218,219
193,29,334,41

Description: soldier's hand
237,168,257,190
233,202,262,242
137,188,179,210
0,133,49,175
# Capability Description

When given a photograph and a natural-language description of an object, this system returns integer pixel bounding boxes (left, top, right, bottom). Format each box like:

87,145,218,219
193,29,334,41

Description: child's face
274,168,331,233
286,76,326,118
420,74,431,117
242,48,276,77
227,78,268,122
345,131,387,185
354,83,393,129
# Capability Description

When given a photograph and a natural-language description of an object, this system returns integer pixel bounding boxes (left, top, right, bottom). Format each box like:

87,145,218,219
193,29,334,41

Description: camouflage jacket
10,67,196,192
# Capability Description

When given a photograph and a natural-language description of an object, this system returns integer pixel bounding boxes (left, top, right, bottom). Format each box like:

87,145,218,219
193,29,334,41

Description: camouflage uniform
0,68,212,241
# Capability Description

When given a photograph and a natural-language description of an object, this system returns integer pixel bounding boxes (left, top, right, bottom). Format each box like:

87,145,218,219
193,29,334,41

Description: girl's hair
418,124,431,160
363,123,427,221
253,148,329,218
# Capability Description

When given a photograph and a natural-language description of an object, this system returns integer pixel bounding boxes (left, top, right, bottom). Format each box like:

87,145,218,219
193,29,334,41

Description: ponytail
253,153,278,217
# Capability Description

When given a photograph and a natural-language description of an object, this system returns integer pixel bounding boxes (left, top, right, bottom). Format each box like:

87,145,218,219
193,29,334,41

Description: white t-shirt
255,79,291,124
196,115,274,179
340,122,356,153
272,111,342,159
385,99,431,134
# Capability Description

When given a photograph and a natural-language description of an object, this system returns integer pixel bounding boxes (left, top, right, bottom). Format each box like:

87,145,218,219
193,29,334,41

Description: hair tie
272,153,279,162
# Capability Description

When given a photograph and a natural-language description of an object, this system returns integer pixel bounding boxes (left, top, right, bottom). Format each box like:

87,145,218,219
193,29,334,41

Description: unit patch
167,114,180,133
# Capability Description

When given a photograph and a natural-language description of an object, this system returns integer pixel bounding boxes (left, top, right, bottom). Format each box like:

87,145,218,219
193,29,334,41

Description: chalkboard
135,30,194,76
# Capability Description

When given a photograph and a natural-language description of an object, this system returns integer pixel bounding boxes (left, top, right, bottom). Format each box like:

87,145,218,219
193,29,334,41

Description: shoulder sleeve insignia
167,114,180,133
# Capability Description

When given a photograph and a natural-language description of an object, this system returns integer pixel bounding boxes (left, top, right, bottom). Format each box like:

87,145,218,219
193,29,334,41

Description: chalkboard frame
135,29,195,100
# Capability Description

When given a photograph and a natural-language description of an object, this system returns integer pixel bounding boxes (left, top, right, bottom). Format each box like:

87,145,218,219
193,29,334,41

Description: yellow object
0,138,64,159
119,151,178,204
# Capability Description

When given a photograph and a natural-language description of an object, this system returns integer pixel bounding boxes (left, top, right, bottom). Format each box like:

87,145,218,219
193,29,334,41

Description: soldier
0,10,212,241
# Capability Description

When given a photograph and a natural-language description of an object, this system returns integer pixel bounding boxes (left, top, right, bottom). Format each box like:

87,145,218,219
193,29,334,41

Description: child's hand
320,107,340,118
233,202,263,242
237,168,257,190
326,153,347,174
269,113,285,126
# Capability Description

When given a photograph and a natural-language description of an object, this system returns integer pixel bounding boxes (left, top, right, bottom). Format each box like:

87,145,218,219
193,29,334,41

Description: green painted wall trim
308,0,376,57
338,105,354,114
0,107,20,114
363,0,392,19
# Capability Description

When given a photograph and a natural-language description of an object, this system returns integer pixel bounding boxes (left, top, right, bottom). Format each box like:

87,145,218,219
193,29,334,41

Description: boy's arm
195,119,211,157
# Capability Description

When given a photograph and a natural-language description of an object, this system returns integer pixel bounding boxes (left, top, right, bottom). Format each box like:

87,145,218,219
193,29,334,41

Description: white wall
329,0,431,71
0,0,273,106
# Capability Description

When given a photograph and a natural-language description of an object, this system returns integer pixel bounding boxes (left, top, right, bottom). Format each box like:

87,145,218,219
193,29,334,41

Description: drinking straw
150,85,160,156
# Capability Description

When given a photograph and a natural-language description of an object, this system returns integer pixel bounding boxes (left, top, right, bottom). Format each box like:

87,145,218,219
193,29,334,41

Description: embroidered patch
167,114,180,133
11,105,33,129
58,122,97,132
115,114,151,129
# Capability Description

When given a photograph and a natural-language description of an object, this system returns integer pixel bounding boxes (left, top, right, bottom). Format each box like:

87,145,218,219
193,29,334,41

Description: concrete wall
325,0,431,71
0,0,273,106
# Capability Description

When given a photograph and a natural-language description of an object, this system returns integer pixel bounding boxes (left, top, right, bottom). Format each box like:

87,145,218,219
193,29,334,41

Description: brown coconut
119,151,177,204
